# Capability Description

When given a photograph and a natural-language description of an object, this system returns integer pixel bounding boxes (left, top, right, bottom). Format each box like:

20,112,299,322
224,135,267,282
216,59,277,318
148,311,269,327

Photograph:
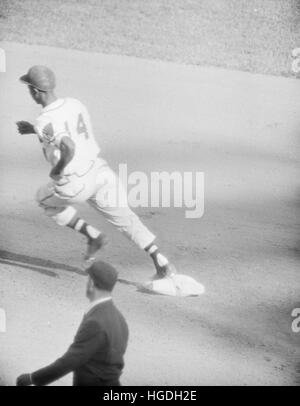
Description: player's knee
36,198,76,226
49,206,77,226
35,186,53,208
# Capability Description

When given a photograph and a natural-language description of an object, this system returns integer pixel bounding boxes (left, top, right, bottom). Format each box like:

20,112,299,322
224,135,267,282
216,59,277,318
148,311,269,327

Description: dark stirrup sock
145,242,169,268
67,216,101,239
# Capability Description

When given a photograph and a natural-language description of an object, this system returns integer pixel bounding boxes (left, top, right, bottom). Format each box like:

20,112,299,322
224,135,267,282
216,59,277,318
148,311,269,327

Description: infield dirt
0,40,299,385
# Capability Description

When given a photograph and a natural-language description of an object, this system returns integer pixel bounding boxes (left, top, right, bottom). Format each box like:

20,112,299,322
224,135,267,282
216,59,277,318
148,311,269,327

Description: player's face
28,86,42,104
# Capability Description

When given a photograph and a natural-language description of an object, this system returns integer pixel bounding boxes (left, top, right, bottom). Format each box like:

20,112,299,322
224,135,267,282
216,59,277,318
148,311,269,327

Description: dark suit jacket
31,300,129,386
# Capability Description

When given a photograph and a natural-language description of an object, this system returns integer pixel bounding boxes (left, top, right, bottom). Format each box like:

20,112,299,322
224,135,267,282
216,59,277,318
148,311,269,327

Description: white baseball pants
36,158,155,250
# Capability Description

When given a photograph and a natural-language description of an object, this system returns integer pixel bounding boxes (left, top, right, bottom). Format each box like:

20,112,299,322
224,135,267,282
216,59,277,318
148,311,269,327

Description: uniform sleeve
31,320,106,386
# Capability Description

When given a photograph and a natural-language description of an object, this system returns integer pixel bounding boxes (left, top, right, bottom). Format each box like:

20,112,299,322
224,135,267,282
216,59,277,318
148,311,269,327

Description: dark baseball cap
87,261,118,292
19,65,56,91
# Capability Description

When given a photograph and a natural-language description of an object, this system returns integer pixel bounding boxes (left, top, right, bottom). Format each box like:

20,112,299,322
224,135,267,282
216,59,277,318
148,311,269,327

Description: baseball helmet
19,65,56,91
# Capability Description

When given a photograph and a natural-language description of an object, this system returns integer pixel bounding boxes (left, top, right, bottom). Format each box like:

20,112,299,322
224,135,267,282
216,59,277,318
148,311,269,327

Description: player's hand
16,121,36,135
49,167,63,181
16,373,32,386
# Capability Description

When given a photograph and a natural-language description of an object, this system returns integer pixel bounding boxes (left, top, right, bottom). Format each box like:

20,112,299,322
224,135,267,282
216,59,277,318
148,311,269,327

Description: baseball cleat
84,234,108,261
154,262,177,280
150,250,177,279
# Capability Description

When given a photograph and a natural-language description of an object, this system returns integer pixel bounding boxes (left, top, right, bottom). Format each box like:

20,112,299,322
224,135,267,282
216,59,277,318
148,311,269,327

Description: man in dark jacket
16,261,129,386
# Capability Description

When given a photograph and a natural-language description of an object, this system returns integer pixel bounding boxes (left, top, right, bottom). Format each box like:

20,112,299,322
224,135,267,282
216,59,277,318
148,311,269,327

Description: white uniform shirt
34,98,100,176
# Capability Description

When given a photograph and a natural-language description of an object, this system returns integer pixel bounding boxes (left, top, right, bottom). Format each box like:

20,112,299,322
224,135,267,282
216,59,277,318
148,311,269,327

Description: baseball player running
17,65,176,279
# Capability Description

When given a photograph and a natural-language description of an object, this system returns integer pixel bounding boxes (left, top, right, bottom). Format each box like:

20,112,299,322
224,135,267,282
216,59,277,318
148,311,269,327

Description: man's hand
49,136,75,182
16,121,36,135
49,166,63,181
16,373,32,386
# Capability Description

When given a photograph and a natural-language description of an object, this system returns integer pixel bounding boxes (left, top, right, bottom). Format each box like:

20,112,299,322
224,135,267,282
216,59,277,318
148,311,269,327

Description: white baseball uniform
35,97,155,249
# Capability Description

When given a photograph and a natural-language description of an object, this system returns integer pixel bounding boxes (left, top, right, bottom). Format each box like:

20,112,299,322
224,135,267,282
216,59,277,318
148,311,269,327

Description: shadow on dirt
0,249,85,277
117,278,141,288
117,278,156,295
0,249,148,290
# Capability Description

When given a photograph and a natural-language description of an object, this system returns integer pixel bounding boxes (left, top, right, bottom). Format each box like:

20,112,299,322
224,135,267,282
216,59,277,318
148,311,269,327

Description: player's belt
63,154,106,178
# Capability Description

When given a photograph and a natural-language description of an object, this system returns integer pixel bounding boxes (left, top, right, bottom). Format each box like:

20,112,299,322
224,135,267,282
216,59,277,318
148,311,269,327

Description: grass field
1,0,300,77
